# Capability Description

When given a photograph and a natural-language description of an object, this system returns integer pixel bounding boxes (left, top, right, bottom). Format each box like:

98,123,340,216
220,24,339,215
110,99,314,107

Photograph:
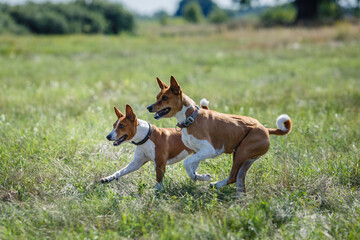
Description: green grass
1,24,360,239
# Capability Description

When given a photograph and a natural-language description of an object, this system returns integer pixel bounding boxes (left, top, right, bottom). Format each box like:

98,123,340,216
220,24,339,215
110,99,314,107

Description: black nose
147,104,153,112
106,134,111,141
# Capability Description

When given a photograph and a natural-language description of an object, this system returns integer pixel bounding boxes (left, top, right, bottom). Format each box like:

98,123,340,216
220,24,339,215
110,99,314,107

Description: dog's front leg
154,162,166,191
183,148,215,181
100,151,147,183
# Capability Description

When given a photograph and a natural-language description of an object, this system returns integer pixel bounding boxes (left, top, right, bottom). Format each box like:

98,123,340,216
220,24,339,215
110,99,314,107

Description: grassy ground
1,24,360,239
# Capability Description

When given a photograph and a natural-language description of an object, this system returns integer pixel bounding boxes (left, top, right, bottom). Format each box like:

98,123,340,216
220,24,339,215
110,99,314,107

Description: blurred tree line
173,0,359,25
0,0,134,35
234,0,358,24
174,0,229,24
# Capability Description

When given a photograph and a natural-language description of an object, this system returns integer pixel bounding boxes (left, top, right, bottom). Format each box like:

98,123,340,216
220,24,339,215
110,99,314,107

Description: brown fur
150,76,292,192
112,105,138,141
109,104,194,185
150,126,193,182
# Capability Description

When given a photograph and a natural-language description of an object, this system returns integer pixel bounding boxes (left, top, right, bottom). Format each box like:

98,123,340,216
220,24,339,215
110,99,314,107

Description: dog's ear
125,104,136,121
156,77,168,89
170,76,182,95
114,106,124,118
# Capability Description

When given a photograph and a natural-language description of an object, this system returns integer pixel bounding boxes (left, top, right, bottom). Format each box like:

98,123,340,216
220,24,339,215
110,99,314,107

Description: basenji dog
101,102,209,191
147,76,292,196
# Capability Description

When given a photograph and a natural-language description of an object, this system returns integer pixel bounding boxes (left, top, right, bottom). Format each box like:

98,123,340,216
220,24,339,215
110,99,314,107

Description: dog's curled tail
200,98,210,110
268,114,292,136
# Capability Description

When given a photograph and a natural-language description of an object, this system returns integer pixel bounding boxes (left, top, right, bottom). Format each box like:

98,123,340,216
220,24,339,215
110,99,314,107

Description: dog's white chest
181,129,224,157
138,140,156,161
181,129,206,152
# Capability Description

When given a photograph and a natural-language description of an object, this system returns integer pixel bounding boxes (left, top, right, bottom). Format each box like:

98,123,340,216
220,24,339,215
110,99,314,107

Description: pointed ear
114,106,124,118
170,76,181,95
156,77,168,89
125,104,136,121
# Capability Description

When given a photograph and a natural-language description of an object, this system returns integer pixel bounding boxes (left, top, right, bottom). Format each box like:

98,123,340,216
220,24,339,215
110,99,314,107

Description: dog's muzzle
106,133,112,141
147,104,154,112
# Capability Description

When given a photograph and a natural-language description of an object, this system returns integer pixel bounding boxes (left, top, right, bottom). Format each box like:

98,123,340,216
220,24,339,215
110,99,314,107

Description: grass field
1,24,360,239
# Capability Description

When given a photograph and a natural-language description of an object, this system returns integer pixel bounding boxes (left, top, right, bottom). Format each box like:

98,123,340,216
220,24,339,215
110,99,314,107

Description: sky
0,0,357,15
0,0,287,15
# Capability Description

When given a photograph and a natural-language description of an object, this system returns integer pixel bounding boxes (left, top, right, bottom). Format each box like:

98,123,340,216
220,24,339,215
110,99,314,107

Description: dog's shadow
160,180,238,204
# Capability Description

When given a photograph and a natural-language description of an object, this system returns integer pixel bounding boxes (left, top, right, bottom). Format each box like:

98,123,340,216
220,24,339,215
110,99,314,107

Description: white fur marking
140,139,155,162
108,120,120,140
174,104,192,124
109,149,148,180
155,181,163,191
215,145,225,157
276,114,290,132
212,177,229,189
200,98,209,107
130,119,151,143
174,95,196,123
180,129,217,180
167,150,190,165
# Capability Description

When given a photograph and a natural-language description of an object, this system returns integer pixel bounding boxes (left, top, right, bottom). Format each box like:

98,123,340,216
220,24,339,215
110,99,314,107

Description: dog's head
106,105,138,146
147,76,183,119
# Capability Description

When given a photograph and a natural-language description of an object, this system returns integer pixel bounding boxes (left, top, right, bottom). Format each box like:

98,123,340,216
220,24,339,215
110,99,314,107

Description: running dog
101,101,209,191
147,76,292,195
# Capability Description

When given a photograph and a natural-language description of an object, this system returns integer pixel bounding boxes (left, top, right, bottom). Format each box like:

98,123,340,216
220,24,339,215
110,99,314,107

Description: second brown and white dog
147,76,292,195
101,102,209,191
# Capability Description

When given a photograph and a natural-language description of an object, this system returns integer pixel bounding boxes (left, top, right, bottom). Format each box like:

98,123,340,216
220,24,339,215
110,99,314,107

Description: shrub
319,1,342,22
51,4,107,34
260,4,296,26
76,0,135,34
175,0,217,17
0,13,29,34
209,8,229,24
154,10,169,26
183,2,204,23
0,0,135,35
9,4,69,34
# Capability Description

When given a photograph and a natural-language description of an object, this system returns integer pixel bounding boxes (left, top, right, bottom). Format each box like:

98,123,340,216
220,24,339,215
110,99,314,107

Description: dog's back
186,109,268,154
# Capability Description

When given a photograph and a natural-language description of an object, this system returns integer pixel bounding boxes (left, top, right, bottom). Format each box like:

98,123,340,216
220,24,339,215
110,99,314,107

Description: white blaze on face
108,120,120,141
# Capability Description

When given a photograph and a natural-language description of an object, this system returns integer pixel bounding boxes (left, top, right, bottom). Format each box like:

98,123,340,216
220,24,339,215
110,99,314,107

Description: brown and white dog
147,76,292,195
101,103,209,191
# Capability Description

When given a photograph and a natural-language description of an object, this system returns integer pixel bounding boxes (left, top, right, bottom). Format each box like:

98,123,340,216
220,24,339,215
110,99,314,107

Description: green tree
183,2,204,23
0,13,29,34
176,0,217,17
209,8,229,24
154,10,169,26
233,0,343,23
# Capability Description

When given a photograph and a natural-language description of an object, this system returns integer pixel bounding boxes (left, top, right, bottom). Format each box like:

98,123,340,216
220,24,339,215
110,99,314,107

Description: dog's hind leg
210,158,257,189
226,128,270,193
236,157,258,194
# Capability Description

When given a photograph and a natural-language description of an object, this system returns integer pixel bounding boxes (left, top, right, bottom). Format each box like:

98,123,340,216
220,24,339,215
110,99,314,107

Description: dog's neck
131,119,151,143
175,94,197,123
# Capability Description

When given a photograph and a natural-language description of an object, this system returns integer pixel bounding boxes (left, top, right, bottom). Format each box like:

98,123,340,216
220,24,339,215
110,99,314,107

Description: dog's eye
119,124,124,129
162,96,168,101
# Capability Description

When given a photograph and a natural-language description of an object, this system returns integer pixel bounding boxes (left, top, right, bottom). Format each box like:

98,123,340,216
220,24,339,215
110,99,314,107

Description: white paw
155,182,163,191
196,173,212,181
203,174,212,181
236,192,245,199
100,175,116,183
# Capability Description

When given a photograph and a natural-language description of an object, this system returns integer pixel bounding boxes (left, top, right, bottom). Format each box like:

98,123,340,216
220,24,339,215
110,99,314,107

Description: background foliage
0,0,134,35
